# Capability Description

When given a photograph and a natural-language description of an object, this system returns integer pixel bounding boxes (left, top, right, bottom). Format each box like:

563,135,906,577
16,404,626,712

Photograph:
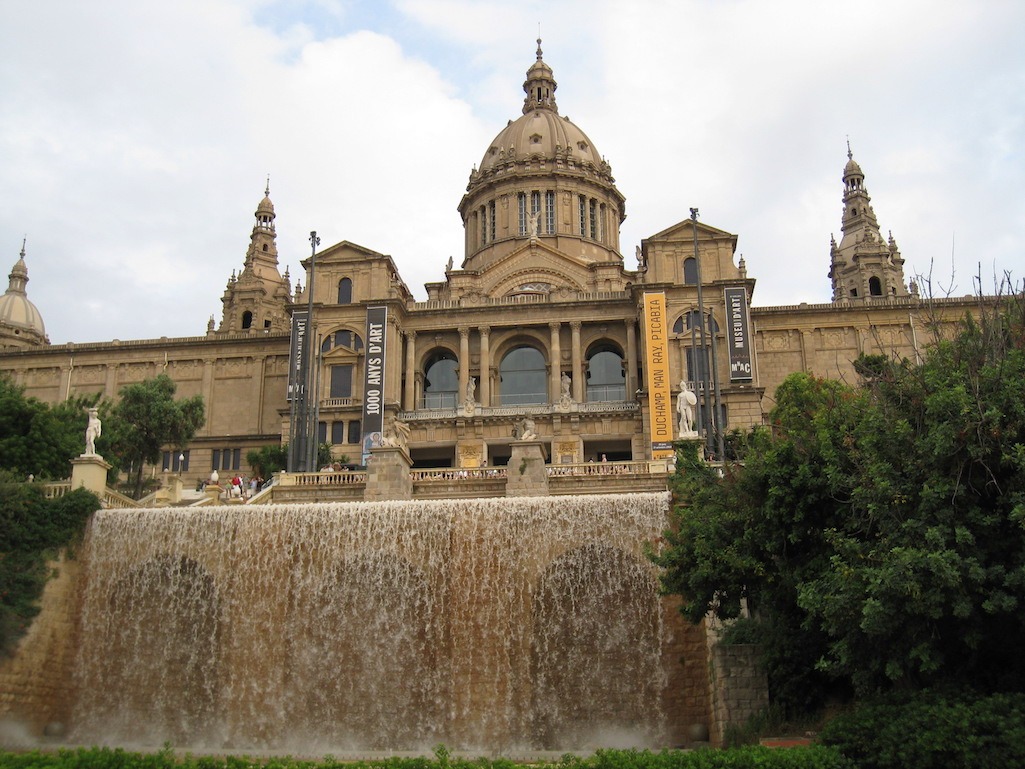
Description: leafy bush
819,690,1025,769
0,747,853,769
0,477,99,655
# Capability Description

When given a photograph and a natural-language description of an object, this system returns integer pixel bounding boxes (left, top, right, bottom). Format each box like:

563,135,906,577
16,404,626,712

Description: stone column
365,446,412,500
404,330,416,410
506,441,548,497
71,455,112,497
478,326,490,406
549,321,561,402
626,319,638,397
570,321,583,401
458,327,470,402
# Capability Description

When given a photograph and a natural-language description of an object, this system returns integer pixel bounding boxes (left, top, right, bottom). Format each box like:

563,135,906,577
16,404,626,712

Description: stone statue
446,256,454,272
528,209,542,238
466,376,476,403
677,380,698,437
84,407,102,456
517,416,537,441
381,418,411,451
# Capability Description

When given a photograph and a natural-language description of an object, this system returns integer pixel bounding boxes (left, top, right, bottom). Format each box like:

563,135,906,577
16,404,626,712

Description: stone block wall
708,643,769,745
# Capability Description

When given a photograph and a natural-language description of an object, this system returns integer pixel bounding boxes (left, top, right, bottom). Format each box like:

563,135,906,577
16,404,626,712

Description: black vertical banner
287,310,309,401
724,287,754,382
361,306,387,463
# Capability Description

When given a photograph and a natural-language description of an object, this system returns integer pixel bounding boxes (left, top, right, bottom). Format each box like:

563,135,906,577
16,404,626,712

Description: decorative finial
846,137,852,160
265,175,270,196
20,237,26,257
536,36,543,61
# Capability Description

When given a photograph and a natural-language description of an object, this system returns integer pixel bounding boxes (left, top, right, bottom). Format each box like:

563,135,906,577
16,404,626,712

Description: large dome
468,39,613,188
0,247,48,348
478,108,605,176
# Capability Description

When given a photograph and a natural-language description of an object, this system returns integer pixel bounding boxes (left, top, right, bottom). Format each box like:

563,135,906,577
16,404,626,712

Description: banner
724,286,754,382
361,306,388,463
642,292,674,459
287,310,309,402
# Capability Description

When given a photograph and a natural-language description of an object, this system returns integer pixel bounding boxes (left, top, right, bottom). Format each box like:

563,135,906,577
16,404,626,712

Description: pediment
477,241,593,298
309,240,388,264
645,218,737,245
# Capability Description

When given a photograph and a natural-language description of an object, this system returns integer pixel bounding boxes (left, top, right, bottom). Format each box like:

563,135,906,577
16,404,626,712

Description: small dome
0,247,47,346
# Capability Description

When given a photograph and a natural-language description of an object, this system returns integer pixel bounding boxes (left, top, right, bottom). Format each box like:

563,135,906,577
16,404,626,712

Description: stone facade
0,42,971,486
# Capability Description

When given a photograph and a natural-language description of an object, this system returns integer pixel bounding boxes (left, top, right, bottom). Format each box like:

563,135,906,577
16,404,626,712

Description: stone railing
101,489,141,509
43,481,71,500
399,399,639,422
410,467,508,482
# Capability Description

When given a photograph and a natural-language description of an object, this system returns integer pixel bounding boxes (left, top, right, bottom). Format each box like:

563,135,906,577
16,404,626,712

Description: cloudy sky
1,0,1022,344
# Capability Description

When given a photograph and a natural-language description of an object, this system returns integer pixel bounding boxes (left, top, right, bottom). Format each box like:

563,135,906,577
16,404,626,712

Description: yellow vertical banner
643,292,674,459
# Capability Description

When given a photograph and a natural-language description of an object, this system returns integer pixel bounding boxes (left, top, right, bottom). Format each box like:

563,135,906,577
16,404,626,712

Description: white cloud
0,0,1022,343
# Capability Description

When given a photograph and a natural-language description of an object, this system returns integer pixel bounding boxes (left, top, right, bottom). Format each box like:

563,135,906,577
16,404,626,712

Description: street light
178,452,185,478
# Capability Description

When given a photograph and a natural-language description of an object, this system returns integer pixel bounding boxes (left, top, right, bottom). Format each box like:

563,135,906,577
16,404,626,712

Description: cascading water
71,493,679,753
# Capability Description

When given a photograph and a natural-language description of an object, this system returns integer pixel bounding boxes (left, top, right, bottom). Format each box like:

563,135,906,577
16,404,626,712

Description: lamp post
301,230,320,472
178,452,185,478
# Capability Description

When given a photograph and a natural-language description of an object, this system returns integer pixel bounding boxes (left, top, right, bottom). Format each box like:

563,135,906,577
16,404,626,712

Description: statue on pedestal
677,380,698,437
84,407,102,456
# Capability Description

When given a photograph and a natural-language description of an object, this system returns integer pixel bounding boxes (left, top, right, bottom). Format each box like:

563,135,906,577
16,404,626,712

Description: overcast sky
1,0,1022,344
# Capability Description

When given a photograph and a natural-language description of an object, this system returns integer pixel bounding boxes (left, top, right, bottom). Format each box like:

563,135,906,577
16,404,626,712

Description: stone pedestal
365,445,412,500
506,440,548,497
205,484,224,504
70,454,111,497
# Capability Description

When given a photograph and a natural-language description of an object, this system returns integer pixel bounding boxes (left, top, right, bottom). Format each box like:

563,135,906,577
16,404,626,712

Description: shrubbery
819,690,1025,769
0,747,852,769
0,477,99,655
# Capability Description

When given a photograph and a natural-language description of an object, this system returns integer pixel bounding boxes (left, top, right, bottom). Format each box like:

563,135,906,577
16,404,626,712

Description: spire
522,37,558,114
8,238,29,295
829,145,908,302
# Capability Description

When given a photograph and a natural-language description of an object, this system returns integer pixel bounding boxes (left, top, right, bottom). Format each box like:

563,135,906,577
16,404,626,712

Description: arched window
499,346,547,406
321,330,363,353
241,311,253,329
673,311,719,334
683,257,698,285
423,352,458,409
586,347,625,402
337,278,353,304
869,276,883,296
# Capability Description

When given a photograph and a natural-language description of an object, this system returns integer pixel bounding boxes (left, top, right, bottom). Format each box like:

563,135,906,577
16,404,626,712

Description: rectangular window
578,195,586,236
318,421,327,445
347,420,362,445
546,191,555,233
488,200,496,241
518,192,527,235
599,203,606,243
531,190,541,221
589,198,597,239
162,450,190,472
480,206,487,246
330,364,353,398
213,448,240,471
331,421,346,444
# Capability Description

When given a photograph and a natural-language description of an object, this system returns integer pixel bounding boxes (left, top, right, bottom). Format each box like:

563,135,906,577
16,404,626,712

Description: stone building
0,42,972,484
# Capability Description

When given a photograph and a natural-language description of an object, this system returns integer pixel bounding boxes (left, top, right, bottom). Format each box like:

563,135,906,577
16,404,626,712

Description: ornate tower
219,183,292,333
829,146,909,301
0,240,48,349
457,39,626,274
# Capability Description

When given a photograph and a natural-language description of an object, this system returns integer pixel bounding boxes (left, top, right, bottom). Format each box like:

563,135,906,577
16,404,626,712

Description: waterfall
71,493,676,753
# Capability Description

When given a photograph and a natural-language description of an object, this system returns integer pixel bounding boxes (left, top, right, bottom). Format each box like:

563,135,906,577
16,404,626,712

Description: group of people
226,473,262,500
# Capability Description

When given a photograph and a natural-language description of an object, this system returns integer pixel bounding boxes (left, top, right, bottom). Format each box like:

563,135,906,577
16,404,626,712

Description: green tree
655,290,1025,710
106,375,205,498
246,443,288,479
0,377,100,479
